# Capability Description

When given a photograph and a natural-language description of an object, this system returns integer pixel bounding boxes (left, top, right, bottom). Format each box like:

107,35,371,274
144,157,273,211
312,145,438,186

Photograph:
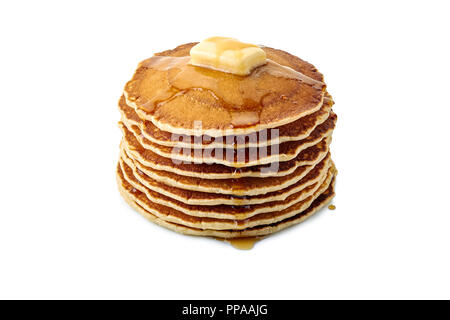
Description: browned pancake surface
120,121,331,178
124,43,326,136
117,164,336,235
117,162,335,226
118,94,333,148
120,146,331,205
120,111,336,167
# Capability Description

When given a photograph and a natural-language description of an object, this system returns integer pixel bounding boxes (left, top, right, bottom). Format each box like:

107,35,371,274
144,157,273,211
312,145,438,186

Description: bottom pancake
117,166,336,237
118,161,335,228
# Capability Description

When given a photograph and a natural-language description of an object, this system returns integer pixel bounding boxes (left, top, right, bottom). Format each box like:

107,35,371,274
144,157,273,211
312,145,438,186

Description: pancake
123,138,331,196
119,155,334,221
117,161,335,229
121,140,330,197
118,93,333,149
117,168,336,237
123,43,326,137
120,112,336,167
121,151,333,209
120,121,331,179
117,39,338,244
120,146,331,206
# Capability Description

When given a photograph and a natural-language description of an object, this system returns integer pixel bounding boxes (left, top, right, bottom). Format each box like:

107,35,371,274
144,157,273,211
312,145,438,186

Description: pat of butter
190,37,267,76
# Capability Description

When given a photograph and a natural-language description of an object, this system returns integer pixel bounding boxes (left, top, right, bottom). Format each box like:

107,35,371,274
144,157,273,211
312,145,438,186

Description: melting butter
190,37,267,76
204,36,259,52
230,111,260,127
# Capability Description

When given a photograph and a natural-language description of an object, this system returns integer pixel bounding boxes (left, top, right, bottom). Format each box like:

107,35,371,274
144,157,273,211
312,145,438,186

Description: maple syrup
227,237,259,250
137,55,325,129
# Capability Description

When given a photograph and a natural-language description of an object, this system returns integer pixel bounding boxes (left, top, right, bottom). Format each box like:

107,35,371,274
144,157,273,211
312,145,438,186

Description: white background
1,0,449,299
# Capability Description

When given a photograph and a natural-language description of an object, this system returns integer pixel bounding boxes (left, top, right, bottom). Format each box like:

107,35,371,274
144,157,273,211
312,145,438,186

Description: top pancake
118,93,333,149
124,43,326,137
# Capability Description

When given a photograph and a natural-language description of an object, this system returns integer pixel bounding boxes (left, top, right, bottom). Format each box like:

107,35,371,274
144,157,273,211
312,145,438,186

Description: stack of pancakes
117,43,337,244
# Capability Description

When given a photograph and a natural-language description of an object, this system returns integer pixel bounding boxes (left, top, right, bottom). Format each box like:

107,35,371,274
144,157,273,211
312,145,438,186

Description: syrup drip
227,237,259,250
328,204,336,210
136,56,325,128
